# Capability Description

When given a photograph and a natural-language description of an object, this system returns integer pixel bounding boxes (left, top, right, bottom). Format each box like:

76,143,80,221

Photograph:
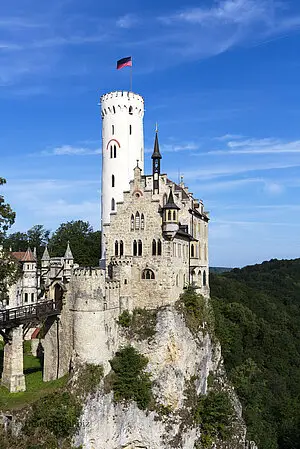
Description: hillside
210,258,300,449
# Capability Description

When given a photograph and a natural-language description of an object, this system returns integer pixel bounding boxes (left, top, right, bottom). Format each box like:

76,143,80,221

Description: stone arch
141,269,155,280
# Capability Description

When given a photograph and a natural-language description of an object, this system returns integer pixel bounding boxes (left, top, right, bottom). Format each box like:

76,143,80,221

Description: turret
63,241,74,280
41,245,50,282
151,127,162,194
162,188,180,238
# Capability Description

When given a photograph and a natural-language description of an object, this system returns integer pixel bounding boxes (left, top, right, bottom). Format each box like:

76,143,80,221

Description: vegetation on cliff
118,308,157,340
210,258,300,449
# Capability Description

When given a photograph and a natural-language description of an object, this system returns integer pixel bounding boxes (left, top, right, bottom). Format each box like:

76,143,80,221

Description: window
152,239,156,256
138,240,142,256
173,211,176,221
112,174,115,187
157,239,162,256
129,124,132,135
168,210,172,221
115,241,118,256
129,106,133,115
24,293,28,303
111,198,115,211
191,244,195,258
133,240,137,256
163,194,167,206
142,269,155,280
178,244,181,257
112,124,115,134
120,240,124,256
135,212,140,230
31,293,34,302
131,215,134,231
176,274,179,286
113,106,116,114
141,213,145,230
110,146,113,158
203,270,207,286
113,145,117,158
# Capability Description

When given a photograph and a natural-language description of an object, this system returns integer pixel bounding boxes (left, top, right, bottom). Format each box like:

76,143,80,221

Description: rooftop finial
155,122,158,133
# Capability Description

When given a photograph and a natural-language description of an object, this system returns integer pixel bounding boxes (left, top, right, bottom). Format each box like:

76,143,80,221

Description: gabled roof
12,247,36,262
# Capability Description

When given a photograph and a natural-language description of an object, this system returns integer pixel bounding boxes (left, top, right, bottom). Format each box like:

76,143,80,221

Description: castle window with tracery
141,213,145,230
135,212,140,230
142,269,155,280
131,215,134,231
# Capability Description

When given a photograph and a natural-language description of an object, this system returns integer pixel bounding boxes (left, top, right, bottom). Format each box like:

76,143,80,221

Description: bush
178,286,214,334
75,363,103,396
110,345,153,409
118,308,157,340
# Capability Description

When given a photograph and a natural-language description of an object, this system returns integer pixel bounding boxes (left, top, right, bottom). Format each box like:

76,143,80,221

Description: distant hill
210,258,300,449
210,266,232,274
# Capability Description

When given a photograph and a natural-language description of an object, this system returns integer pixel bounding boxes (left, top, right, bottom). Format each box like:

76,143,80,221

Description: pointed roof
151,130,162,160
64,241,74,259
163,188,180,210
19,247,36,262
41,245,50,261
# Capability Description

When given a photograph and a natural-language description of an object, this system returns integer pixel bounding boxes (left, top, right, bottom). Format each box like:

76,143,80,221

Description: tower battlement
73,267,105,278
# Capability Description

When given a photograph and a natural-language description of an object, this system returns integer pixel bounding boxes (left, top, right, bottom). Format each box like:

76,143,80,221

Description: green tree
0,178,15,242
48,220,101,266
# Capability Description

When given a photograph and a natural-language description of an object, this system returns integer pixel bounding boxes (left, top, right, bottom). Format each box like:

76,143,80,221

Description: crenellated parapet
73,267,105,278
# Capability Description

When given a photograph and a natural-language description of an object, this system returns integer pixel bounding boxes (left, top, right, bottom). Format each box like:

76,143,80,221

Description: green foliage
0,177,15,240
25,391,81,438
4,225,50,260
178,286,214,334
210,259,300,449
194,391,234,447
109,345,153,409
118,308,157,340
48,220,101,266
75,363,104,396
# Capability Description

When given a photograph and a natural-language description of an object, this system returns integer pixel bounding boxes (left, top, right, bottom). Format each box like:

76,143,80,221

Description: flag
117,56,132,70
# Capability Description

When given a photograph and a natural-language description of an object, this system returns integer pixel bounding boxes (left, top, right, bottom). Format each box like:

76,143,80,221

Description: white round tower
100,91,145,226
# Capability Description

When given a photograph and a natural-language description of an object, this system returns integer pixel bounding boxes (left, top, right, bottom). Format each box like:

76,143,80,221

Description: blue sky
1,0,300,267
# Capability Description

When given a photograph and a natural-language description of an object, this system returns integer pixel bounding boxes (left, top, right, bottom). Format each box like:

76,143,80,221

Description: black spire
163,187,180,210
152,126,162,194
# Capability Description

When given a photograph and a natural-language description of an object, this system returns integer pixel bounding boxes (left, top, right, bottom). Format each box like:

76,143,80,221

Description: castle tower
151,128,162,194
100,91,145,227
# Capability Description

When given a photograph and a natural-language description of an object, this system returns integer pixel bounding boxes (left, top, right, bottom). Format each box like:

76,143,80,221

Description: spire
22,247,36,262
41,245,50,261
64,241,73,260
163,187,180,210
151,127,162,160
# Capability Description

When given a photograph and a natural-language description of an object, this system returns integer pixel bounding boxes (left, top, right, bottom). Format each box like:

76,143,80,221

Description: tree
0,177,18,298
4,225,50,261
48,220,101,266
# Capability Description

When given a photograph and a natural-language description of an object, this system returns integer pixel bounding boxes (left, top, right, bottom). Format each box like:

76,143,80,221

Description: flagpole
130,58,133,92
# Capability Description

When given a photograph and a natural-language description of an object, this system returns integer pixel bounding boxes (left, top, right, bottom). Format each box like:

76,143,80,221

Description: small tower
63,241,74,281
41,245,51,283
151,126,162,194
22,247,38,304
162,187,180,239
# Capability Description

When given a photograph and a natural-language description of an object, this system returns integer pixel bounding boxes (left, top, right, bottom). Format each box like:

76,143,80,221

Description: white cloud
145,142,199,154
214,134,245,141
41,145,101,156
116,14,138,29
208,137,300,154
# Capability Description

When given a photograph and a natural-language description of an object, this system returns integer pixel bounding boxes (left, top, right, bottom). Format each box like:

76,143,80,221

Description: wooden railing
0,299,62,329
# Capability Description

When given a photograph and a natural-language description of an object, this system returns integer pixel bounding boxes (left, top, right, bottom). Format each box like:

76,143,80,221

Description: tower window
138,240,142,256
129,125,132,135
112,125,114,135
110,146,113,158
141,214,145,230
173,211,176,221
113,106,116,114
129,106,133,115
115,241,118,256
111,198,115,211
135,212,140,230
203,270,207,286
120,240,124,256
191,244,195,258
142,269,155,280
31,293,34,302
168,210,172,221
157,239,162,256
24,293,28,303
131,214,134,231
133,240,137,256
113,145,117,158
112,174,115,187
152,239,156,256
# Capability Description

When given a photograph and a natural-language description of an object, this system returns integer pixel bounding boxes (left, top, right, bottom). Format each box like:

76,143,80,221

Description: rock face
74,306,246,449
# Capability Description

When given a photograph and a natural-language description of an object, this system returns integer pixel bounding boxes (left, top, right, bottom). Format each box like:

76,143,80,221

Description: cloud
208,137,300,155
116,14,138,29
40,145,101,156
145,142,199,154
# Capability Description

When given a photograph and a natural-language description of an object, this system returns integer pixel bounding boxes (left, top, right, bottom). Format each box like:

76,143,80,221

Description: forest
210,259,300,449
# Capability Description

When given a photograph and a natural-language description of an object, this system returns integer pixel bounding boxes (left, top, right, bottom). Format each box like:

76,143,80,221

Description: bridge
0,299,63,331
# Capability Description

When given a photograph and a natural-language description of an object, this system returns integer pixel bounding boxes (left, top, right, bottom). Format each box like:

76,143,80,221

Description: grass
0,340,68,411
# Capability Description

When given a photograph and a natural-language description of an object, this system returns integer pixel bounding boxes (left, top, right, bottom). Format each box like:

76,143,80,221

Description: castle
1,90,210,392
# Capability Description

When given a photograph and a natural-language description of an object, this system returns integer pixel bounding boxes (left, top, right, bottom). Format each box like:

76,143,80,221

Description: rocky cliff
73,305,246,449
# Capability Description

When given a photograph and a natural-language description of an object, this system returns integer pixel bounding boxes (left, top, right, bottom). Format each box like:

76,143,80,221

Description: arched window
131,214,134,231
191,244,195,258
129,106,133,115
120,240,124,256
157,239,162,256
110,146,113,158
113,145,117,158
133,240,137,256
203,270,207,286
24,293,28,303
113,106,116,114
112,124,115,134
198,270,202,285
115,241,118,256
168,210,172,221
142,269,155,280
173,211,176,221
129,124,132,135
135,212,140,230
138,240,142,256
163,194,167,206
111,198,115,211
112,174,115,187
152,239,156,256
141,213,145,230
